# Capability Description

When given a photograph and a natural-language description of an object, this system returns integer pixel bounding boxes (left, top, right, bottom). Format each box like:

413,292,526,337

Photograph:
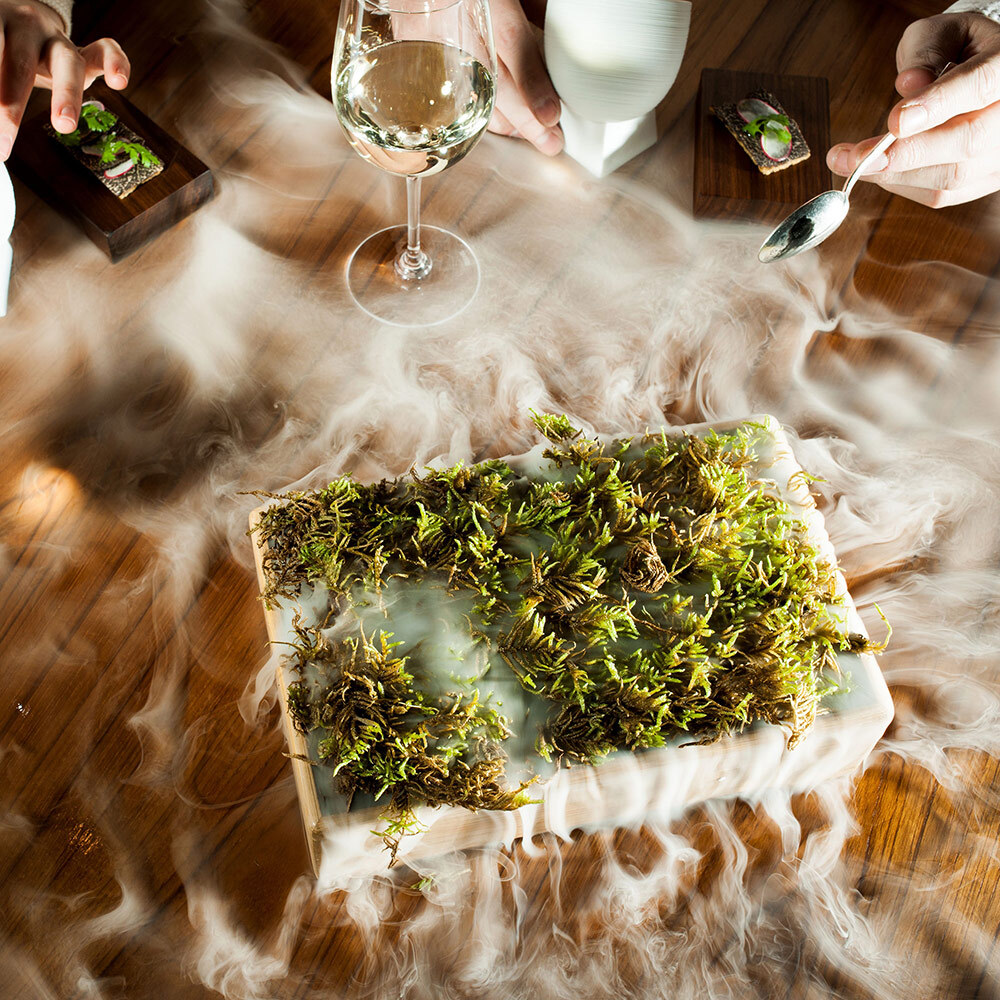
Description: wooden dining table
2,0,999,996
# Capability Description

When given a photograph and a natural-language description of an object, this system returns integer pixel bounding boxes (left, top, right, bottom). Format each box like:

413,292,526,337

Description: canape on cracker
711,89,810,174
46,100,163,200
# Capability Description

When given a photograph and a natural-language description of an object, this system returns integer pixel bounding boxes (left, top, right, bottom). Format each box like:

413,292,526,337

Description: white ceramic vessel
543,0,692,176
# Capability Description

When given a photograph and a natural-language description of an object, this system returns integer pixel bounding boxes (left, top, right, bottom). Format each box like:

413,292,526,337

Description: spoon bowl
758,130,895,264
758,190,848,263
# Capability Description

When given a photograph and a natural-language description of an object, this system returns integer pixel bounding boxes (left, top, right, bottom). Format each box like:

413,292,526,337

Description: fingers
490,0,562,155
889,49,1000,138
79,37,130,90
0,0,132,161
493,56,562,155
826,136,892,177
874,173,1000,208
492,0,558,125
488,106,518,138
895,66,936,100
45,37,84,132
830,98,1000,177
36,36,129,140
827,101,1000,208
860,157,995,195
831,13,1000,208
895,15,966,77
0,20,42,159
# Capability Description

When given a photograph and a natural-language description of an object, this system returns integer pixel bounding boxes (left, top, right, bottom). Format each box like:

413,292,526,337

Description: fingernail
533,98,560,127
899,103,928,136
0,135,12,160
538,127,563,156
57,106,76,130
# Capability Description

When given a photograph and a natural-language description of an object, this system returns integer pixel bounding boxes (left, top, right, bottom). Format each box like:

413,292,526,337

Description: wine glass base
345,225,480,327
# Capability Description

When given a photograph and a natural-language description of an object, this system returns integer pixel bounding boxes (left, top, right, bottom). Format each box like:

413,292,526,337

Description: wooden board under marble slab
694,68,832,223
249,416,894,878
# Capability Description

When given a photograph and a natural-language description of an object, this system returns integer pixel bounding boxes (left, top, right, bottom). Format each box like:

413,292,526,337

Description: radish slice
104,158,134,178
81,100,105,113
736,97,780,123
82,143,104,157
761,130,792,161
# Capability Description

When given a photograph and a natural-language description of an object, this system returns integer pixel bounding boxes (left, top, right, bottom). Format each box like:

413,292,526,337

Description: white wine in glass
332,0,497,326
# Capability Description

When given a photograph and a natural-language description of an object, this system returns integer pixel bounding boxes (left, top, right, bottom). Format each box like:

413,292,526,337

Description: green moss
252,418,880,860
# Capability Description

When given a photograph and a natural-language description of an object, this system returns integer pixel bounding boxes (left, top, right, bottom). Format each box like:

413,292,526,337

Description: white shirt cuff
945,0,1000,23
36,0,72,35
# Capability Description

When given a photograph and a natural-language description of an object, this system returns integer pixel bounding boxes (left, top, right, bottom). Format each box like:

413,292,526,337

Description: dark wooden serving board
9,82,214,261
694,68,831,223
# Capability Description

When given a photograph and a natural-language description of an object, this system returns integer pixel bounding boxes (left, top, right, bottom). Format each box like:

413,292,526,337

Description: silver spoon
758,131,895,263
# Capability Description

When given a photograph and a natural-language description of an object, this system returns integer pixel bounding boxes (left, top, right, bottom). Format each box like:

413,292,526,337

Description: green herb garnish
52,102,161,168
252,419,882,860
99,138,161,167
743,113,791,147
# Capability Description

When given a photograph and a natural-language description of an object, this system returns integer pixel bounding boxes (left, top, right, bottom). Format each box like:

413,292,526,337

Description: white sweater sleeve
945,0,1000,23
36,0,72,35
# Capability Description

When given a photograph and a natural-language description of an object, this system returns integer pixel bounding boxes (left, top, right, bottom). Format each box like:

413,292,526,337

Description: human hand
487,0,563,156
826,12,1000,208
0,0,130,160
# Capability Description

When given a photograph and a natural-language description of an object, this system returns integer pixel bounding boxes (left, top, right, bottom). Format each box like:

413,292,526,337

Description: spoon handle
842,132,896,199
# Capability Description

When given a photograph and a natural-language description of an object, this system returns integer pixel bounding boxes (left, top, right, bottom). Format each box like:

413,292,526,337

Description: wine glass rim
363,0,465,12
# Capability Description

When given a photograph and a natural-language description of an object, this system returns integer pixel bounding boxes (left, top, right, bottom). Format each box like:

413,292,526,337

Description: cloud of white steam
2,0,1000,998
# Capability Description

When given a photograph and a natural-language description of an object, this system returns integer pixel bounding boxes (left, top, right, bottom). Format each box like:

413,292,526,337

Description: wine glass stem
396,175,433,281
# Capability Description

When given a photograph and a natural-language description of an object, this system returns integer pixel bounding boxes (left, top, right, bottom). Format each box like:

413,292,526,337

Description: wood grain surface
1,1,998,998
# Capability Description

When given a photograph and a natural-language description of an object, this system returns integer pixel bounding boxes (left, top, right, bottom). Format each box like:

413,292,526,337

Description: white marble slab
249,415,894,882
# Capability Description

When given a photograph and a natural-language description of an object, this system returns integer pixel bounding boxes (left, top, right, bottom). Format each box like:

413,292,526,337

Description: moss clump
252,417,879,859
282,616,535,859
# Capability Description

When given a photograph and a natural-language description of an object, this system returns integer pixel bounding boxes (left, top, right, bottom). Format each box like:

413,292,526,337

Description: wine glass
332,0,497,326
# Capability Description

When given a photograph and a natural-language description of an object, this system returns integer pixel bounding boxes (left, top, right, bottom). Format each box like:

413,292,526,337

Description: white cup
544,0,692,125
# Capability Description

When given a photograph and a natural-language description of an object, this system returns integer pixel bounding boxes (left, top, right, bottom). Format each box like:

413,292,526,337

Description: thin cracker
711,88,810,175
